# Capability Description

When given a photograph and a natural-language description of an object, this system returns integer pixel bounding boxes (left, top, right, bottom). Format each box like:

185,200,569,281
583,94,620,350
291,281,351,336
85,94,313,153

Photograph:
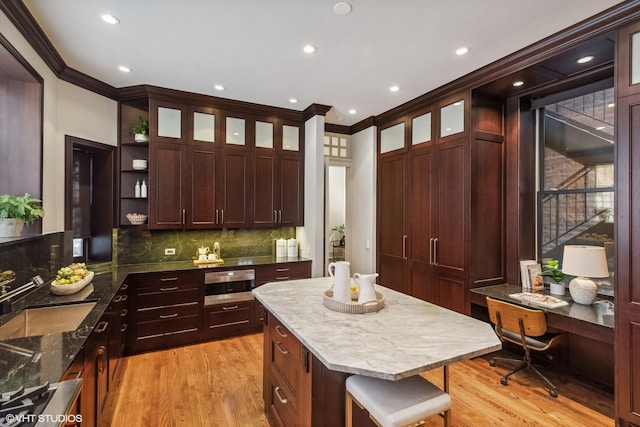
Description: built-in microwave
204,269,255,306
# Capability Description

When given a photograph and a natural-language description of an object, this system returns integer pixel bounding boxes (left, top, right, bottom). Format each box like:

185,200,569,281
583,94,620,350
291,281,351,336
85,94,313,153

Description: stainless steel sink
0,302,96,340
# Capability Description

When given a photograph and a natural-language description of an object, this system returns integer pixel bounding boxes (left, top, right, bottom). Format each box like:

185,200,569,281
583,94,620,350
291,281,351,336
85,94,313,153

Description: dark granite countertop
0,256,310,390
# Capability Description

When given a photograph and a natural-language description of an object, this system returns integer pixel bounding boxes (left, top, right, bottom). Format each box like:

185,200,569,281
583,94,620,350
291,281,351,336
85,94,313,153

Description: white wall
1,10,118,233
297,115,326,277
348,126,377,274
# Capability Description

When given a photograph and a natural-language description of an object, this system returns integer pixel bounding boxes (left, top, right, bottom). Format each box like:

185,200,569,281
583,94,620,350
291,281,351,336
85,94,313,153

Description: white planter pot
134,134,148,143
0,218,25,238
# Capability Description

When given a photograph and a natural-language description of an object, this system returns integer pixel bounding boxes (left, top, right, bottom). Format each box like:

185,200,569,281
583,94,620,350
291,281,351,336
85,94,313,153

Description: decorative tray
508,292,569,308
193,258,224,266
50,271,95,296
323,289,385,314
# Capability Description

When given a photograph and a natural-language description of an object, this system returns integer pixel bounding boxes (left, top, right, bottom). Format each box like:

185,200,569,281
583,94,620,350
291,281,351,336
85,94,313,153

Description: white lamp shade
561,245,609,278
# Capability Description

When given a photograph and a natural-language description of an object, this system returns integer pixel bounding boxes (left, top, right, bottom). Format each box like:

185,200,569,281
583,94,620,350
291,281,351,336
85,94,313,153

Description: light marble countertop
253,277,501,380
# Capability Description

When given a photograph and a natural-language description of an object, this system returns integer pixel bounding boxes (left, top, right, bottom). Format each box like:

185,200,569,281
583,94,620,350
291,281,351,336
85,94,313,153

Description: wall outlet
164,248,176,256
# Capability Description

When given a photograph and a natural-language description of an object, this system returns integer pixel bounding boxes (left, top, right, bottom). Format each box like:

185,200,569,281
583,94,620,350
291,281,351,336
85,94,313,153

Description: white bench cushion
346,375,451,427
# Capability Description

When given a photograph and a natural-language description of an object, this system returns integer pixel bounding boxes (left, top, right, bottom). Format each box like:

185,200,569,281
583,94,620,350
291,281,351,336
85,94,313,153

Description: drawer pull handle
121,284,128,290
121,324,128,332
113,295,123,303
222,305,239,310
274,325,288,338
276,276,290,280
121,295,129,301
121,309,128,317
160,286,179,292
275,268,290,272
94,321,108,334
274,386,288,404
160,277,179,282
160,313,179,319
275,341,289,355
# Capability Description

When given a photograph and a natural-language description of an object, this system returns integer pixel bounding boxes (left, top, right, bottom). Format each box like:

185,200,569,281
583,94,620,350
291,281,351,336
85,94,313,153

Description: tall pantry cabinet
615,20,640,427
377,91,504,315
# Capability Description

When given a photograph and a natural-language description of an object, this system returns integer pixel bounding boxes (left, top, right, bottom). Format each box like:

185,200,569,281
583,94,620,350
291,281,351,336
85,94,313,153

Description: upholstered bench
345,374,452,427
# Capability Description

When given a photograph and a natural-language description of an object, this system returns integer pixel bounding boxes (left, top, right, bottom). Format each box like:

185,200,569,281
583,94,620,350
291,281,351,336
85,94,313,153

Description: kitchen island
253,277,501,427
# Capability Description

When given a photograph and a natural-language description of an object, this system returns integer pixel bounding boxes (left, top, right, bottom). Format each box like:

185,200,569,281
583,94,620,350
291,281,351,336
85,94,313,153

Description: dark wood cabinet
254,260,312,287
264,313,312,427
615,20,640,427
253,122,304,227
204,299,255,340
126,270,203,354
149,141,187,228
119,103,149,227
377,93,504,315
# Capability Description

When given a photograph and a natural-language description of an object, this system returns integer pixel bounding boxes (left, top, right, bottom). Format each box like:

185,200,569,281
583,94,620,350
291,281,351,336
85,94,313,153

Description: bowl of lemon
50,263,94,295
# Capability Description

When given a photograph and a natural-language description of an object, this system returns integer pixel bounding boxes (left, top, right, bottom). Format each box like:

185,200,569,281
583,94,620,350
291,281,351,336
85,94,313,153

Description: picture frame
527,263,544,289
519,260,537,288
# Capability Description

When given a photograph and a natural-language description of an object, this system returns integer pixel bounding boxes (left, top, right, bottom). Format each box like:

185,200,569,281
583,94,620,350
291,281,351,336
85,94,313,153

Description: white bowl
50,271,94,295
132,164,147,170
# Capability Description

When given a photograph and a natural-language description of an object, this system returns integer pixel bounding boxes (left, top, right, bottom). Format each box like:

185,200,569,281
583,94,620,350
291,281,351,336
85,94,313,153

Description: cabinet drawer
257,261,311,286
269,368,298,427
136,314,200,338
136,302,199,322
128,270,203,293
269,317,300,395
137,288,201,309
207,301,251,329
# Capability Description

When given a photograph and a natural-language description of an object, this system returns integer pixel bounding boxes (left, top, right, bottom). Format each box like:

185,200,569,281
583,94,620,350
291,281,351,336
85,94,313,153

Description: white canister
276,238,287,258
287,238,298,258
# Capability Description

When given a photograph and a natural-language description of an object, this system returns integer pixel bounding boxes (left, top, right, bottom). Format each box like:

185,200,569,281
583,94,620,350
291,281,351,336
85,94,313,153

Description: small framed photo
527,263,544,289
520,260,537,288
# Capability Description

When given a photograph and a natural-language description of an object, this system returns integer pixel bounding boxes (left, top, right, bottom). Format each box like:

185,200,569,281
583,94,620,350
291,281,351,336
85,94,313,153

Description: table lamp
561,245,609,305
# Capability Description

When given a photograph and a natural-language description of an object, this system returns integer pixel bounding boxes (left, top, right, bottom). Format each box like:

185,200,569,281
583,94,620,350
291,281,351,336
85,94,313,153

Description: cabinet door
377,154,408,293
253,154,276,225
408,148,436,302
279,155,303,225
149,142,187,228
189,146,217,227
150,99,187,144
219,149,249,227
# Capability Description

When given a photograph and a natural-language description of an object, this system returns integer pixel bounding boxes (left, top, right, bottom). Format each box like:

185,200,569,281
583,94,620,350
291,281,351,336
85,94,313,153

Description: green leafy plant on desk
539,259,567,284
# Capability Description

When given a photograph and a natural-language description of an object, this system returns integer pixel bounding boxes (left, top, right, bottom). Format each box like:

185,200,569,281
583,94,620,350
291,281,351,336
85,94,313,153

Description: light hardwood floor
108,333,613,426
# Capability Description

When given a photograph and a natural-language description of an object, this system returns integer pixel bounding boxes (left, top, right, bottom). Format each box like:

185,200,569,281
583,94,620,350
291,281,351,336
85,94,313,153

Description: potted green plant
129,116,149,142
332,224,346,246
0,193,45,237
539,259,567,295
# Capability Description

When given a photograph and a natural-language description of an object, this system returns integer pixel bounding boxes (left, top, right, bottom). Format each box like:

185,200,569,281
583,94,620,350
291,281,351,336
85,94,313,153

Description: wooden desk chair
486,297,564,397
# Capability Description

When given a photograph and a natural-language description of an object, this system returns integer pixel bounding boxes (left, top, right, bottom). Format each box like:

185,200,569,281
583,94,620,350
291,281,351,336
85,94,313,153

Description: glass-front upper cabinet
192,110,216,143
282,124,300,151
157,107,182,139
412,112,432,146
226,117,246,146
255,121,274,149
440,100,465,138
379,122,405,154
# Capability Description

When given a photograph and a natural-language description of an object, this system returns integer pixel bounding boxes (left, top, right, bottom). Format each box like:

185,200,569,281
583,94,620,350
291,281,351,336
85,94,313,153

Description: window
324,134,349,158
537,85,614,293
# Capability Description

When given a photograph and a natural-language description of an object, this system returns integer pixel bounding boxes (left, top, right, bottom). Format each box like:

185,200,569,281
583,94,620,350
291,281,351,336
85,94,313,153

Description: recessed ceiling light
577,55,594,64
455,47,469,56
389,85,400,92
289,98,299,104
118,65,131,73
512,81,525,87
608,103,615,108
596,126,606,130
333,2,352,15
303,44,317,54
213,84,225,91
348,109,357,114
101,14,120,24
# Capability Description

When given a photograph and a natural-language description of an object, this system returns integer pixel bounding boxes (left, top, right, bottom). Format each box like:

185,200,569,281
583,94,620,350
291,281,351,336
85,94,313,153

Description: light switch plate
165,248,176,255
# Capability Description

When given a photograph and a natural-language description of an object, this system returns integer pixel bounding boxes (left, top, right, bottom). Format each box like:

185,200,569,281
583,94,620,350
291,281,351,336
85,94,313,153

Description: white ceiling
24,0,622,125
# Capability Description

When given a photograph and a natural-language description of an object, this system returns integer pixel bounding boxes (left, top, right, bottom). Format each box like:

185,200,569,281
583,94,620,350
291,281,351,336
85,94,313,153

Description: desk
254,278,501,426
470,284,614,388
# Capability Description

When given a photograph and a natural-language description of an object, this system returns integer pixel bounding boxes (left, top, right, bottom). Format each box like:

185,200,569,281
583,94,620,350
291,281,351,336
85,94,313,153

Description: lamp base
569,277,598,305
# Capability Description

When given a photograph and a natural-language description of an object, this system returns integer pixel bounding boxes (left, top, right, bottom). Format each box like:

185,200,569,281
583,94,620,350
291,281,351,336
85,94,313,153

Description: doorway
64,136,116,263
325,159,351,272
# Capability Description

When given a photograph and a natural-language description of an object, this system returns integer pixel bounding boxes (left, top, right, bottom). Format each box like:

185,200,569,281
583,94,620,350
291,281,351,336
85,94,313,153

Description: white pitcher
353,273,378,305
328,261,351,302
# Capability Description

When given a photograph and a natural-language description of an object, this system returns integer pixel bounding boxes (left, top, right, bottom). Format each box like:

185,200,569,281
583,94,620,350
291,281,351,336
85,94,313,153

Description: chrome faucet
0,275,44,314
